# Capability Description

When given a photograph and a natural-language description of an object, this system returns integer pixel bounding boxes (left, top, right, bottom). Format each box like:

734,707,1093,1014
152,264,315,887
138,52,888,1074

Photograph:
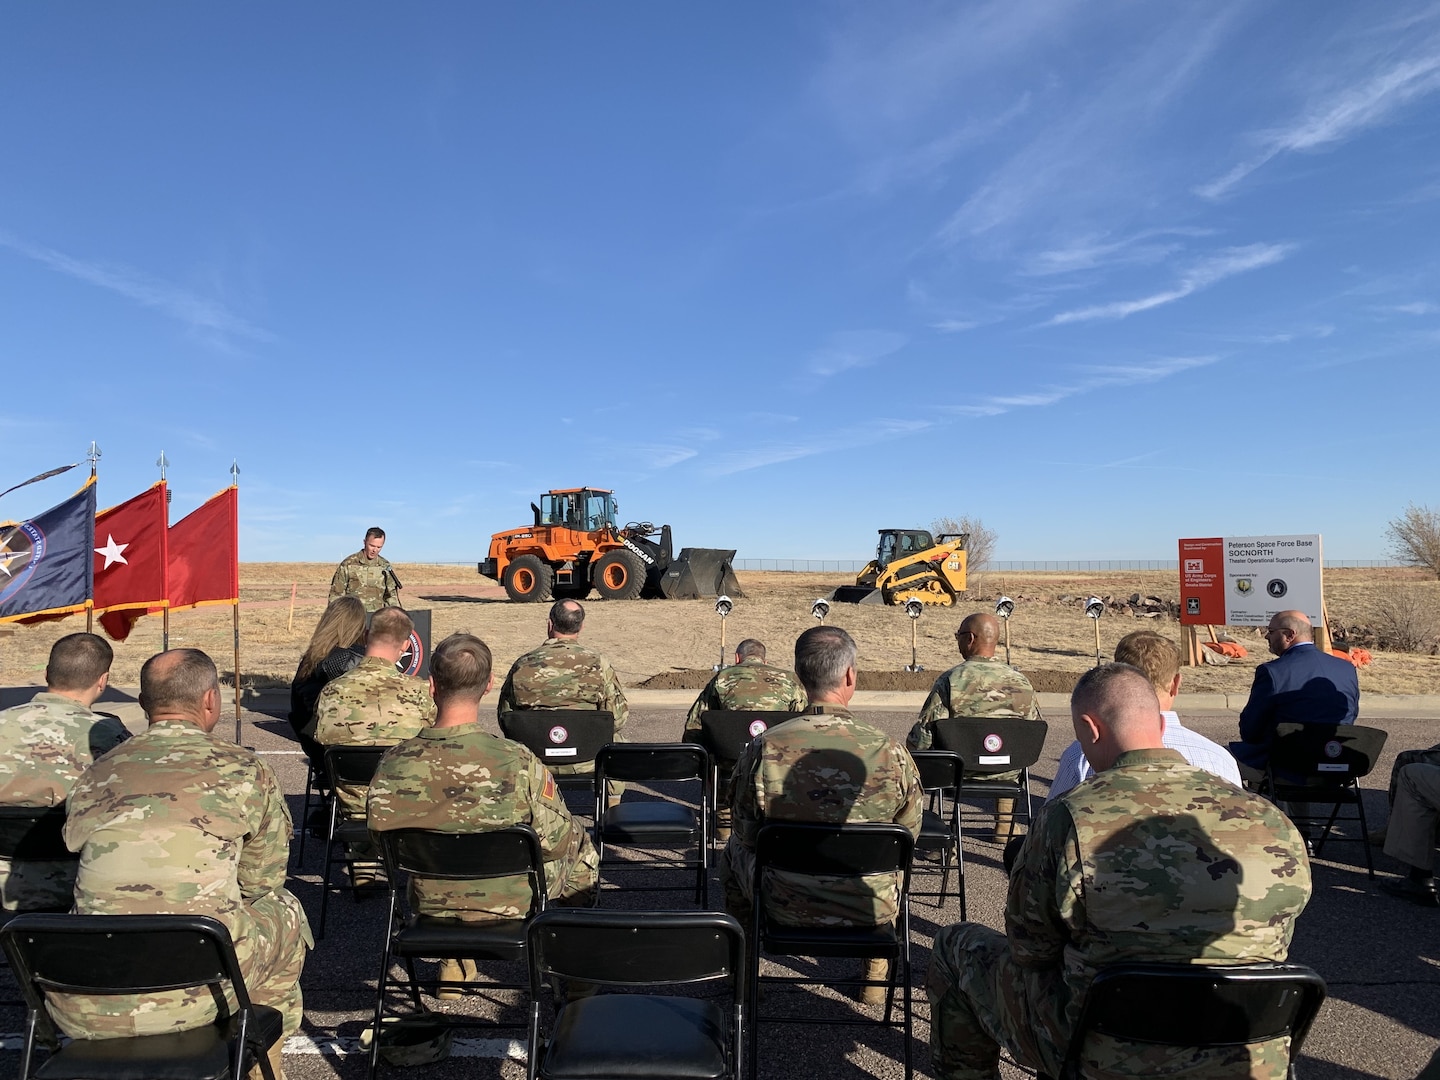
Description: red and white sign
1179,534,1323,627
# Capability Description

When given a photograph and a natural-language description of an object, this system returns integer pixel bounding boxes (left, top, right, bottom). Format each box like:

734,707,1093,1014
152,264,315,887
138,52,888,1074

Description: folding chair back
317,745,392,938
696,710,799,769
325,744,391,792
1,913,283,1080
377,825,547,898
498,710,616,772
1063,961,1327,1078
931,717,1048,777
528,907,743,987
593,744,711,905
0,805,74,863
909,751,965,916
595,742,709,785
1266,723,1387,786
755,820,915,879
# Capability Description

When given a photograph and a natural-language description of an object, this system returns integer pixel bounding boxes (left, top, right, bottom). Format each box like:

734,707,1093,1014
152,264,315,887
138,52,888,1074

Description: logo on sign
1184,559,1204,574
748,719,769,738
548,726,569,744
1185,597,1200,616
1235,578,1252,595
395,630,424,677
1323,740,1342,759
983,733,1003,753
1267,578,1287,599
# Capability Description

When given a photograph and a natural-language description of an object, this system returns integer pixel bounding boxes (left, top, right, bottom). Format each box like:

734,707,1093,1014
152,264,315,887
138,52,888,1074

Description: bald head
956,612,1000,659
1070,663,1165,773
139,648,221,731
1263,610,1313,656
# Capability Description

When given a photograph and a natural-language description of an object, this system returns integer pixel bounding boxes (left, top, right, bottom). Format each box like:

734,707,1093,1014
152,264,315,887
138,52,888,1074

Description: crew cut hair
430,633,493,707
369,607,414,647
139,648,219,714
549,600,585,635
365,527,386,542
1071,662,1160,728
794,625,856,696
735,639,766,662
46,633,113,692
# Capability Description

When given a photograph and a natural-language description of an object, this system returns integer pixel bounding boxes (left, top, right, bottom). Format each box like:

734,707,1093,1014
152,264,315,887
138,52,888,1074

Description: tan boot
248,1039,285,1080
860,958,890,1005
437,958,475,1000
992,799,1016,844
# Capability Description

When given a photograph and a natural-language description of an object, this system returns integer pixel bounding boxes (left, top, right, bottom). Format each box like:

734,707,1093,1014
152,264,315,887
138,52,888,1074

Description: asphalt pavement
1,689,1437,1079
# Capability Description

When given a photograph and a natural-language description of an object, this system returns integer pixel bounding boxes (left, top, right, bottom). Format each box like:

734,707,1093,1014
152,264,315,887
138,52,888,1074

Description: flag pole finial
230,460,240,486
156,452,169,482
87,442,102,477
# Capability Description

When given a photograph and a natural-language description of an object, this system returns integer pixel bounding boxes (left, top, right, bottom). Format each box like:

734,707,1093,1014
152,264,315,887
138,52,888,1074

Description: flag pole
85,442,101,634
231,461,242,744
157,453,170,651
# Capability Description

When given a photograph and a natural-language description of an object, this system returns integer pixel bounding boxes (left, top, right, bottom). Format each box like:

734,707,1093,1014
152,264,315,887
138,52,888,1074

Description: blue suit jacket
1231,642,1360,769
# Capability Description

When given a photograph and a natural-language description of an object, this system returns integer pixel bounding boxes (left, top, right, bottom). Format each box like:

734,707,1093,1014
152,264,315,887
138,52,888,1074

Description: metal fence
733,558,1402,573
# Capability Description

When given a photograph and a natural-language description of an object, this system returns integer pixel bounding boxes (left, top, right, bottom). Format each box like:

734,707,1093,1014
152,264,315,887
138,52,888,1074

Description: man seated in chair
0,632,129,912
683,637,807,841
927,663,1311,1080
906,612,1042,842
369,633,599,996
1377,761,1440,908
57,649,309,1080
719,625,922,1005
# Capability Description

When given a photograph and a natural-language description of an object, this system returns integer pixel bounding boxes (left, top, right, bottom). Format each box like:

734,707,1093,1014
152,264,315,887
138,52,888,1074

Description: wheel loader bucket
830,585,884,605
658,548,744,600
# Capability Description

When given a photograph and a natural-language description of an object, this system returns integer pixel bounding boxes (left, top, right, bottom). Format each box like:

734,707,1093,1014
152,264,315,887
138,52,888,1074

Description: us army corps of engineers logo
0,522,45,605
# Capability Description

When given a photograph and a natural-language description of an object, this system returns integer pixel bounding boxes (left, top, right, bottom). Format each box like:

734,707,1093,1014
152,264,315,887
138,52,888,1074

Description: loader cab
875,529,936,570
538,488,618,533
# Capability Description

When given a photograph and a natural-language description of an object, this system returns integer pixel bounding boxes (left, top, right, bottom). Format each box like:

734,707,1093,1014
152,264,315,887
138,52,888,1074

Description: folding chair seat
526,907,745,1080
499,710,617,805
1260,723,1389,879
592,743,711,906
908,751,965,918
1,912,284,1080
318,745,391,938
0,805,78,928
369,825,547,1079
693,710,800,841
1055,961,1327,1080
932,718,1048,839
749,822,914,1080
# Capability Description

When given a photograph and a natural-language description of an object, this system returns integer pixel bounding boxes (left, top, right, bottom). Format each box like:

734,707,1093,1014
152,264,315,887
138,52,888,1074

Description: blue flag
0,480,96,622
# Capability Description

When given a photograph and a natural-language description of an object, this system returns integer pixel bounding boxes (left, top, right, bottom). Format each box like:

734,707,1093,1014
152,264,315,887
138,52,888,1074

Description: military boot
993,799,1017,844
436,958,476,1000
248,1039,285,1080
859,958,890,1005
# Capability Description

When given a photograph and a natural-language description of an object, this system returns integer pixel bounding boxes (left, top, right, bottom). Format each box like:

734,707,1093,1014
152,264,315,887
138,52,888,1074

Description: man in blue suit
1231,609,1360,773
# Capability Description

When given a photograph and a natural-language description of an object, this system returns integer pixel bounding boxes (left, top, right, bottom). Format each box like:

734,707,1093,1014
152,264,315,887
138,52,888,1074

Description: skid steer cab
478,487,743,603
830,528,968,607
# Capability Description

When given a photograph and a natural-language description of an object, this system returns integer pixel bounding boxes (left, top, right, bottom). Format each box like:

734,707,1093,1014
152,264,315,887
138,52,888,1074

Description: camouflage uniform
719,704,924,927
496,638,629,779
328,551,398,612
368,723,599,919
0,693,129,911
927,748,1311,1080
908,656,1042,786
55,721,311,1042
312,655,436,815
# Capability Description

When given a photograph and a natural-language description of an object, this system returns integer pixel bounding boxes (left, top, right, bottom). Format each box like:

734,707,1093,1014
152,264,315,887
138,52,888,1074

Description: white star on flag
95,534,129,570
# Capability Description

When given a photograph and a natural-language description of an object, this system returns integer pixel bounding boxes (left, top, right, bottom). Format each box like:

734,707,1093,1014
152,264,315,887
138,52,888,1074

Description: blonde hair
1113,631,1181,693
298,596,367,679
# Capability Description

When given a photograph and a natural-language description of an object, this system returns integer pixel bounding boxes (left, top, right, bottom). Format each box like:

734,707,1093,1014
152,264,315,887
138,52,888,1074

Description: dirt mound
637,667,1082,694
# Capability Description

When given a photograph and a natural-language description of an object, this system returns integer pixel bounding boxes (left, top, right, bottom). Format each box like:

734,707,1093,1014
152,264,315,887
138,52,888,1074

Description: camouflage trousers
49,889,312,1042
0,857,78,913
928,924,1293,1080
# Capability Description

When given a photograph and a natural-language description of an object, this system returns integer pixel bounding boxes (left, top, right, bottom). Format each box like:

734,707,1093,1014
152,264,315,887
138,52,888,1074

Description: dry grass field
2,563,1437,695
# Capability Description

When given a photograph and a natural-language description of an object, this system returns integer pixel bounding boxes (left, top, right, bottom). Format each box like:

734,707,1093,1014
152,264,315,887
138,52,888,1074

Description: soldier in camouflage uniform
56,649,309,1080
927,664,1311,1080
0,633,129,911
496,600,629,784
312,607,436,816
907,612,1042,839
684,638,806,837
369,634,598,994
719,626,923,1003
328,526,399,612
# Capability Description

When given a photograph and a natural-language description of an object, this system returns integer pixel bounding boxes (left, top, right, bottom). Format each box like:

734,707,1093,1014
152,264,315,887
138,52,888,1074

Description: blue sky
2,3,1438,563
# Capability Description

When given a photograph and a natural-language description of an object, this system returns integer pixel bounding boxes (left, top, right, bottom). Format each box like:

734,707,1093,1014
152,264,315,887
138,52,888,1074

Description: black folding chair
292,760,329,869
369,825,547,1079
1260,723,1389,879
526,908,745,1080
318,745,391,938
694,710,799,841
909,751,965,918
0,805,77,925
1,912,285,1080
592,743,711,906
499,710,616,795
749,822,915,1080
932,718,1048,840
1057,961,1327,1079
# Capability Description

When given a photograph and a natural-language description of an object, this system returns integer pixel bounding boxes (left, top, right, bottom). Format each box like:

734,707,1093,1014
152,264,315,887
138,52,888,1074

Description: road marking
0,1034,525,1060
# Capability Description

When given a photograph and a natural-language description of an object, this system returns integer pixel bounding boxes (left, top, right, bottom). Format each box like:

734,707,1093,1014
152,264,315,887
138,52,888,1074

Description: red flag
168,486,239,611
93,482,169,641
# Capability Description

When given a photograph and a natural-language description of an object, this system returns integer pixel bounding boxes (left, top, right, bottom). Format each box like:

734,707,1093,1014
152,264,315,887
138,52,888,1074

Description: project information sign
1178,535,1322,627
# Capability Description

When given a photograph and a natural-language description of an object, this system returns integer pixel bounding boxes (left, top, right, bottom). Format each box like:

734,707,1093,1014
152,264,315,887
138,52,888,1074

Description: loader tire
593,550,645,600
504,555,554,603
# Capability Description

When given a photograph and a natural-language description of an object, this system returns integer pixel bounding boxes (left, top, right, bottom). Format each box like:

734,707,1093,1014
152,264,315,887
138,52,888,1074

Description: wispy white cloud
806,330,908,376
932,319,979,333
1047,243,1293,325
943,355,1219,417
1198,50,1440,198
0,230,272,346
706,418,931,476
1382,301,1439,315
1025,227,1214,276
